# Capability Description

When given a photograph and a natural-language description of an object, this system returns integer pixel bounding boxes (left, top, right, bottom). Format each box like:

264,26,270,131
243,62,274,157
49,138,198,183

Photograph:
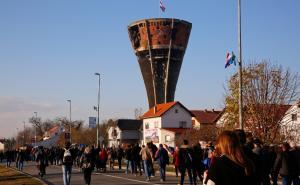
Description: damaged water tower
128,18,192,108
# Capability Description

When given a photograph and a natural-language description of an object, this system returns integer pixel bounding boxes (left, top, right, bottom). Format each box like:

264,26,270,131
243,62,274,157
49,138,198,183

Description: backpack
183,149,192,167
63,149,73,164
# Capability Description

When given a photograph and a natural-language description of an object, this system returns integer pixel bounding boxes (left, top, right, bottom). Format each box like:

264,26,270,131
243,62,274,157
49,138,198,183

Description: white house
280,100,300,145
0,141,4,152
107,119,143,147
141,101,193,147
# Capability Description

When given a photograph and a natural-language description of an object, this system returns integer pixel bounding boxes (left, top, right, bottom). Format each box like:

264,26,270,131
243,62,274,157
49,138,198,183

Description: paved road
20,162,195,185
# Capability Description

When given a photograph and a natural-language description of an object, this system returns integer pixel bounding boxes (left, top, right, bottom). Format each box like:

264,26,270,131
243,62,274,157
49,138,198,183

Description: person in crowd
269,144,279,185
273,142,299,185
155,144,169,182
36,146,47,178
173,146,180,177
16,149,25,171
192,143,205,185
140,144,152,181
132,143,142,176
149,142,157,177
203,147,215,184
234,129,261,185
178,139,193,185
5,150,12,167
80,146,95,185
206,130,255,185
289,142,300,185
107,148,113,170
125,145,133,174
99,147,108,172
62,142,73,185
0,151,4,162
117,145,124,170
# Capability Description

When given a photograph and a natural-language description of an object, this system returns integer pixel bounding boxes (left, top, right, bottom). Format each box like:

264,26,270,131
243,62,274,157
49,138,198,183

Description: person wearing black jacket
132,143,142,176
178,140,193,185
80,146,95,185
207,131,255,185
117,145,124,170
155,144,169,182
273,142,299,185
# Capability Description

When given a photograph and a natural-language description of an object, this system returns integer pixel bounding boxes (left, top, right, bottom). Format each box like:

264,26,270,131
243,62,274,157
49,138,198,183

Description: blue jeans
62,165,72,185
143,160,151,178
126,160,133,174
180,167,193,185
159,165,166,180
282,176,292,185
18,161,24,171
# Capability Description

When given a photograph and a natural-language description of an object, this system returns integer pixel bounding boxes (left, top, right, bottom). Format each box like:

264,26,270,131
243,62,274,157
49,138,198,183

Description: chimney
154,106,157,114
212,109,215,112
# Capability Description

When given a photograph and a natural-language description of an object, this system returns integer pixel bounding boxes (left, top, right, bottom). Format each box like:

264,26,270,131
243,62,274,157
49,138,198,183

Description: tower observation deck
128,18,192,108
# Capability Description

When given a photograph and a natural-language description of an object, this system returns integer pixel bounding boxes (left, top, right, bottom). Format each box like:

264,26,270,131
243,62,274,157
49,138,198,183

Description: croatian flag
160,0,166,12
225,51,236,68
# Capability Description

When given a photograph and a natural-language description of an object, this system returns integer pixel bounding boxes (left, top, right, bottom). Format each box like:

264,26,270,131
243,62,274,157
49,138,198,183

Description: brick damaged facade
128,18,192,108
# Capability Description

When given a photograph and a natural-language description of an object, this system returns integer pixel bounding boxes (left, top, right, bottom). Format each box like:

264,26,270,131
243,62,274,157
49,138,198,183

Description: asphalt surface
19,162,193,185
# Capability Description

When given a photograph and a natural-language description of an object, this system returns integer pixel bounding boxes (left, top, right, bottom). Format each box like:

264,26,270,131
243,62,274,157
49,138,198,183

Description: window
154,121,159,128
292,114,297,121
175,109,178,113
145,123,149,129
165,135,171,142
179,121,187,128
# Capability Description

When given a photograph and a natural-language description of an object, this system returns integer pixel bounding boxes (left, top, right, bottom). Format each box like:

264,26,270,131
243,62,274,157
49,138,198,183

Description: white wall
280,104,300,145
160,129,176,147
162,104,192,128
0,142,4,151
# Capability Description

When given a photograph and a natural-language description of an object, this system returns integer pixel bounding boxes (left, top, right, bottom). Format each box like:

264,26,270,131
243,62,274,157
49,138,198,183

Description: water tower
128,18,192,108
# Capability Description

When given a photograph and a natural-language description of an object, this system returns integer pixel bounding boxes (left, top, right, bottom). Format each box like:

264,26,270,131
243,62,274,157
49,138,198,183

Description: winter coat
155,147,169,167
273,150,298,176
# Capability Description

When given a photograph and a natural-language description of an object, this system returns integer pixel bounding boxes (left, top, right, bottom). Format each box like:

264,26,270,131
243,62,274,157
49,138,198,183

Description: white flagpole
238,0,243,130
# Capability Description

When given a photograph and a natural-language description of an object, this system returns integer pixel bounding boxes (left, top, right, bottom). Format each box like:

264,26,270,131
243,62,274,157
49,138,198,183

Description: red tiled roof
163,128,190,134
141,101,191,119
191,110,222,124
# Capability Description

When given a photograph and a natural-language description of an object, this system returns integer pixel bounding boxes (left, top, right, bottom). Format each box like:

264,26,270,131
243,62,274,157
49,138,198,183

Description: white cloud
0,96,63,138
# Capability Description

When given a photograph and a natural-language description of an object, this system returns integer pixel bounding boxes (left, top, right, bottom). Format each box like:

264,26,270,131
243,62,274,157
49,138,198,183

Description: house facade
141,102,193,147
191,109,221,129
0,141,4,152
280,100,300,145
107,119,143,147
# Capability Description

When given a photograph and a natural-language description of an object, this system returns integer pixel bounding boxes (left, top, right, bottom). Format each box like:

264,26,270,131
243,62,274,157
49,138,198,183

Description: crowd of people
1,129,300,185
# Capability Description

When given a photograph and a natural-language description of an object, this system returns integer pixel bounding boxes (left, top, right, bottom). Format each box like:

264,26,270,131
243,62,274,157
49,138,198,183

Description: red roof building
191,109,221,129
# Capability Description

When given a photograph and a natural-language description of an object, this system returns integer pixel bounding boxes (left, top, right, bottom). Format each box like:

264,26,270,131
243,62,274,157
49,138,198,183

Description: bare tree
134,108,143,119
224,61,300,143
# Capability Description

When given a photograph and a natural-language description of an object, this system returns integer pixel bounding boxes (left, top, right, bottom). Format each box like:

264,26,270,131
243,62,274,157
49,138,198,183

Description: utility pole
67,99,72,143
33,112,37,146
95,73,100,147
23,121,25,146
238,0,244,130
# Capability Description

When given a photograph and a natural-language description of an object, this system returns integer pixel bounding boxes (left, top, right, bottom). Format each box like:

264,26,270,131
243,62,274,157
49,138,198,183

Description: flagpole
238,0,243,130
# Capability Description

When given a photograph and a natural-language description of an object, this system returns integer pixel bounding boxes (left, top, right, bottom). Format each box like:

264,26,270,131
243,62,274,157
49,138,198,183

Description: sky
0,0,299,138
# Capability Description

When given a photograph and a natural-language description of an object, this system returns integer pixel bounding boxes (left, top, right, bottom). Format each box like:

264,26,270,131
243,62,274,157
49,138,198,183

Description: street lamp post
23,121,26,146
95,73,100,147
67,99,72,143
33,112,37,146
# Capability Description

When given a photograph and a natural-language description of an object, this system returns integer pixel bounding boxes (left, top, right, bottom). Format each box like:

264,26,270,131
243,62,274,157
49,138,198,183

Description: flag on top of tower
225,51,236,68
160,0,166,12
